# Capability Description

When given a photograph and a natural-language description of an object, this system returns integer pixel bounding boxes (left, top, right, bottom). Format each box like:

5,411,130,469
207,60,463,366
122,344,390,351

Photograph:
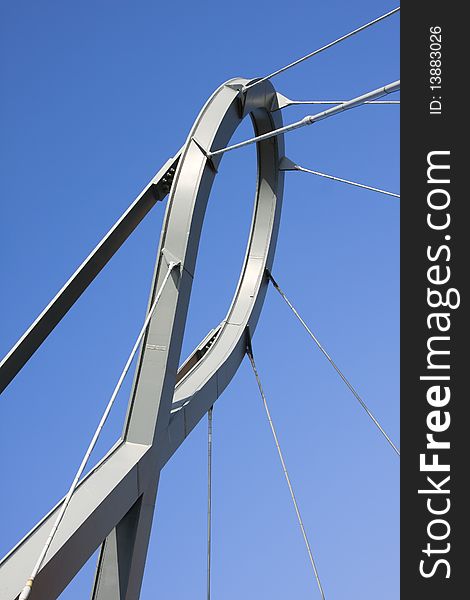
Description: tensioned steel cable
243,6,400,91
283,162,399,198
208,81,400,157
278,100,400,108
18,260,180,600
207,407,213,600
246,339,326,600
266,271,400,457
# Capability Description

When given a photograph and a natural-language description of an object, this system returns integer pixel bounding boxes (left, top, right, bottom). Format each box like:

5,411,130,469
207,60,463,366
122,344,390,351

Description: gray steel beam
0,442,150,599
91,478,159,600
94,76,285,599
0,76,285,599
0,153,180,395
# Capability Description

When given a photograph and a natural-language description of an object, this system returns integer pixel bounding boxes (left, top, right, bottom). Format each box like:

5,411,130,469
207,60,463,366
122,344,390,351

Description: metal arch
0,77,285,599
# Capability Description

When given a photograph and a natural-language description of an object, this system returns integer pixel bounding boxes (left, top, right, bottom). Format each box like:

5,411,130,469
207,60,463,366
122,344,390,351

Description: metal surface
209,81,400,157
0,155,181,395
0,77,285,599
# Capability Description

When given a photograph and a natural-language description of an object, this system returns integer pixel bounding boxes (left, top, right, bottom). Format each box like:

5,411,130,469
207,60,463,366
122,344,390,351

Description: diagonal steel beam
91,477,159,600
0,153,181,395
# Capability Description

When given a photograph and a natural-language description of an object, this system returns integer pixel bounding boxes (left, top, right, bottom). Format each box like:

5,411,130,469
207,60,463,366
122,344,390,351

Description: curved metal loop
0,78,285,600
122,77,285,445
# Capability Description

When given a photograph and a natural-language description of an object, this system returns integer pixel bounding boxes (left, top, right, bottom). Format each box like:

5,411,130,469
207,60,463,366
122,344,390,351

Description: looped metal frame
162,77,285,437
0,78,285,600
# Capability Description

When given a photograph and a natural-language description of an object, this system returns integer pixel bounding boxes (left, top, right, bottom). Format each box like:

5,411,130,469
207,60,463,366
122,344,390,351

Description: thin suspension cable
243,6,400,91
280,100,400,107
208,80,400,157
266,271,400,457
285,163,399,198
18,260,180,600
207,406,213,600
246,339,326,600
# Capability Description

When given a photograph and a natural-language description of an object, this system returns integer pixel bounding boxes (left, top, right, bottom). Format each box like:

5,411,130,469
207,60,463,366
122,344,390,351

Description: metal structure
0,77,285,599
0,7,400,598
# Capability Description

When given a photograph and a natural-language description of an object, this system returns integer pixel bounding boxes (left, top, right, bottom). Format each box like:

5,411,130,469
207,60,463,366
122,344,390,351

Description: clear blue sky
0,1,399,598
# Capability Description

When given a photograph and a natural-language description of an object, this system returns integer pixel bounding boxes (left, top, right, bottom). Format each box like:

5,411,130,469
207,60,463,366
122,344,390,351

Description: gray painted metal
0,154,181,395
0,76,285,599
208,80,400,158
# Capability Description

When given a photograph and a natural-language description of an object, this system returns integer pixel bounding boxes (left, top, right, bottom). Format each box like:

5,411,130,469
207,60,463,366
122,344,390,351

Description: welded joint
161,248,182,275
160,166,177,196
241,78,262,94
270,92,291,112
225,82,246,117
264,268,279,293
192,137,218,172
151,156,180,200
279,157,299,171
244,326,254,359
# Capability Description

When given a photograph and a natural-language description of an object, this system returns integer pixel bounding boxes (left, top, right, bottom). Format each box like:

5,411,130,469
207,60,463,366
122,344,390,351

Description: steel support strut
0,76,285,599
0,155,180,395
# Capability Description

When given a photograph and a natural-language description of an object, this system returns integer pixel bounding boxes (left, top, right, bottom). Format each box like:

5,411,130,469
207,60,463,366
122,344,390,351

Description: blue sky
0,1,399,598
